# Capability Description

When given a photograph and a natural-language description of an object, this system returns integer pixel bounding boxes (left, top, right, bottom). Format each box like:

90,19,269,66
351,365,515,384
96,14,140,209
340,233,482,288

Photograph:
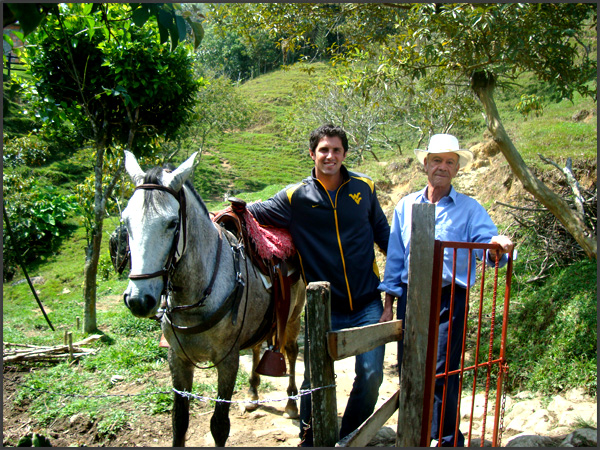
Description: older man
379,134,512,447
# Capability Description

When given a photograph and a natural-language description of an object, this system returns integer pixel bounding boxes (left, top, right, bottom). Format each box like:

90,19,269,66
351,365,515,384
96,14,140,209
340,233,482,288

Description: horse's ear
164,152,198,192
124,150,146,186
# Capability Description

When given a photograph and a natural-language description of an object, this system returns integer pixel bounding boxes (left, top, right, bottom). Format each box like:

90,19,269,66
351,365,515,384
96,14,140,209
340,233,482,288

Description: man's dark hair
309,124,349,153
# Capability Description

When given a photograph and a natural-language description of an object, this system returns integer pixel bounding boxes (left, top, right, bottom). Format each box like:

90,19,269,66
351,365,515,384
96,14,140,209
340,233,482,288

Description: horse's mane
142,164,210,217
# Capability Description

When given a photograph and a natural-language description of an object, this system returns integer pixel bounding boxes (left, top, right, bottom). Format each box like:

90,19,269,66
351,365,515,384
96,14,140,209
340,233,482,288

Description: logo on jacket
349,192,362,205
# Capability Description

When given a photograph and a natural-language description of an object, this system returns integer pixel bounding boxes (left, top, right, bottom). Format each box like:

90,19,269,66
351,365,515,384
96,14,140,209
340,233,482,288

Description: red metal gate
423,240,514,447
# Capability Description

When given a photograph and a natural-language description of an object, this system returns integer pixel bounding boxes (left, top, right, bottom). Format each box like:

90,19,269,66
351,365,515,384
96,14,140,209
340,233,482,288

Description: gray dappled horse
122,151,305,446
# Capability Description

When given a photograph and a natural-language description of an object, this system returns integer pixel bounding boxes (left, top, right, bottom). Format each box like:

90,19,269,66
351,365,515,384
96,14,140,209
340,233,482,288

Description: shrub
506,258,597,396
3,135,51,167
515,94,545,120
3,173,79,281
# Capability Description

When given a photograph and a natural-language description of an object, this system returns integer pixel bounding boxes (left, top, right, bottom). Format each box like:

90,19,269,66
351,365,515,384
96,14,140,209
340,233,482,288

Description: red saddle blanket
243,208,296,260
211,205,296,261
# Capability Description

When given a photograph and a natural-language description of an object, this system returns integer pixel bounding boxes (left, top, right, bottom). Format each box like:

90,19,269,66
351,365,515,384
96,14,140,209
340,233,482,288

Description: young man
379,134,512,446
248,124,390,445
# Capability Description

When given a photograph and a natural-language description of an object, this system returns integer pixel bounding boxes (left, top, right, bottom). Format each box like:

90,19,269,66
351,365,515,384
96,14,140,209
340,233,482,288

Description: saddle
211,198,300,367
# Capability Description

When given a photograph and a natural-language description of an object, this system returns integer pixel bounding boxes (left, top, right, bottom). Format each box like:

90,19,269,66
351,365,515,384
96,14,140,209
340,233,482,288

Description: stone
11,276,45,286
548,395,573,414
557,406,597,428
515,391,534,399
572,110,590,122
368,426,396,446
564,388,588,402
505,433,556,447
468,437,493,447
560,428,598,447
527,410,553,435
504,399,544,422
461,393,491,420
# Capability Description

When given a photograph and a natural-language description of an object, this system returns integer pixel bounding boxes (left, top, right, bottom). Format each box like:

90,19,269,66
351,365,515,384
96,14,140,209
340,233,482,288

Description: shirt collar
419,185,457,204
310,164,350,182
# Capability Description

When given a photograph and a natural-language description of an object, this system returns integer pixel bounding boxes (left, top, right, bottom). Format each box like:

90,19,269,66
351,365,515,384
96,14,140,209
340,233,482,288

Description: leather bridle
128,183,188,296
125,183,248,369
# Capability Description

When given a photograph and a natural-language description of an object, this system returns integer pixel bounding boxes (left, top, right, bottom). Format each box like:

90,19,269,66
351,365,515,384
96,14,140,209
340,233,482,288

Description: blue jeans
299,298,385,446
397,283,466,447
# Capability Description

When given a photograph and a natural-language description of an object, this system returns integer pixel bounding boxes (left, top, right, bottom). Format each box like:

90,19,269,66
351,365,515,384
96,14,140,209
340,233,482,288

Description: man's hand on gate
489,235,513,260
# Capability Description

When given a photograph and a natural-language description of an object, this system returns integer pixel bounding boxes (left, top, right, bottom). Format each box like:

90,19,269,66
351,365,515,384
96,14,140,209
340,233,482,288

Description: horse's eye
167,220,179,231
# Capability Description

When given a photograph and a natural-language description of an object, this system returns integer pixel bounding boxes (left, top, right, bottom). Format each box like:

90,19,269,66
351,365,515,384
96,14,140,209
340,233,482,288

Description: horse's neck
175,188,235,304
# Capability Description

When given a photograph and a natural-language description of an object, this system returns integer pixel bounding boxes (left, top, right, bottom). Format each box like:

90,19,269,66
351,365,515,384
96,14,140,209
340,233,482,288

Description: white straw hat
414,134,473,169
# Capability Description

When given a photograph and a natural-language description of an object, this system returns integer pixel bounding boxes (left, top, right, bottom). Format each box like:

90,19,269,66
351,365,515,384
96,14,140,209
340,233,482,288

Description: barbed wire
172,384,337,405
17,382,336,405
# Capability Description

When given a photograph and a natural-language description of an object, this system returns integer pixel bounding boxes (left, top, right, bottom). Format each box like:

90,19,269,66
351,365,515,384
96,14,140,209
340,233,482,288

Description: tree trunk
471,72,597,259
83,145,106,333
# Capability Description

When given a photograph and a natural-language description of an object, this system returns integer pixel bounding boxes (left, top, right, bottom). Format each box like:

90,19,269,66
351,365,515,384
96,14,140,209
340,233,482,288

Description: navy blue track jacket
248,166,390,314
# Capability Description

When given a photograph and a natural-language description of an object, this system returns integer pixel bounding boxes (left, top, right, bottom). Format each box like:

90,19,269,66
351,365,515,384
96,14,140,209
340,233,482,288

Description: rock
110,375,125,384
560,428,598,447
505,433,556,447
368,426,396,446
11,276,45,286
564,388,588,402
557,406,597,428
468,437,493,447
572,110,590,122
515,390,534,399
469,140,501,160
461,393,491,420
548,394,573,414
504,399,544,422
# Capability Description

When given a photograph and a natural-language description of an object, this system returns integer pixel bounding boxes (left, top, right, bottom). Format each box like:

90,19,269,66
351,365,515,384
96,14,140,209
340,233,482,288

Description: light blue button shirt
378,186,508,298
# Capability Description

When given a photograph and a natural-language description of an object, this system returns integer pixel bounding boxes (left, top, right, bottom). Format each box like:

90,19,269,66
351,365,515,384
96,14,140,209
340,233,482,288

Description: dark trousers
397,283,466,447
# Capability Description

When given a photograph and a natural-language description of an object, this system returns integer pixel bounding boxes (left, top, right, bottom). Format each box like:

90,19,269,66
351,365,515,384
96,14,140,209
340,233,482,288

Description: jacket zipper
319,179,353,311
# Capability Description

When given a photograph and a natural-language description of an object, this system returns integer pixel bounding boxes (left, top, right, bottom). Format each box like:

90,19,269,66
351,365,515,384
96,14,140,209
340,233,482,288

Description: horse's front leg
244,345,262,412
210,352,239,447
169,348,195,447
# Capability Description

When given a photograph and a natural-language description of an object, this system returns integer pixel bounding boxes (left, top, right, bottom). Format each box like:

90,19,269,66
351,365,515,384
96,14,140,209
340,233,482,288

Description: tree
220,2,597,259
25,3,201,333
286,70,406,162
379,3,597,259
3,2,204,50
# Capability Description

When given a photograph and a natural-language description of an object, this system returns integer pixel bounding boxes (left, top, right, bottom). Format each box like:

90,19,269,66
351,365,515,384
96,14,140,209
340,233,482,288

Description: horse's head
122,151,197,318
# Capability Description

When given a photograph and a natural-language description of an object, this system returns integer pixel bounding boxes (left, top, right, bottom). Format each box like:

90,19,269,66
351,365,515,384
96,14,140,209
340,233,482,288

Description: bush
3,173,79,281
506,258,597,396
3,135,51,167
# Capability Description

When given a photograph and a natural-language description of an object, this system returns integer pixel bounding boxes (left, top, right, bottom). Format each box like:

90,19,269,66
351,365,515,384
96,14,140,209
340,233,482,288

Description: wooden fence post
396,203,436,447
306,281,339,447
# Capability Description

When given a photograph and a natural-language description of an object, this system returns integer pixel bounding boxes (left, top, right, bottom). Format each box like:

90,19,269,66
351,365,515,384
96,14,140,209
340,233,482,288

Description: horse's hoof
244,401,260,412
283,406,299,419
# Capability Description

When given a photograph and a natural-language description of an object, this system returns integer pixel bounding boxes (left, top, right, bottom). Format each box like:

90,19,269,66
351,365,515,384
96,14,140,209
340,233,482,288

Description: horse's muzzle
123,293,158,318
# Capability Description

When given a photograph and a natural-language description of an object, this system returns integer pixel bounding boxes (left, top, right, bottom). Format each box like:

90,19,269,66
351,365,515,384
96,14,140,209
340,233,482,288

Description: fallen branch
538,154,586,218
3,335,102,363
495,200,547,212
